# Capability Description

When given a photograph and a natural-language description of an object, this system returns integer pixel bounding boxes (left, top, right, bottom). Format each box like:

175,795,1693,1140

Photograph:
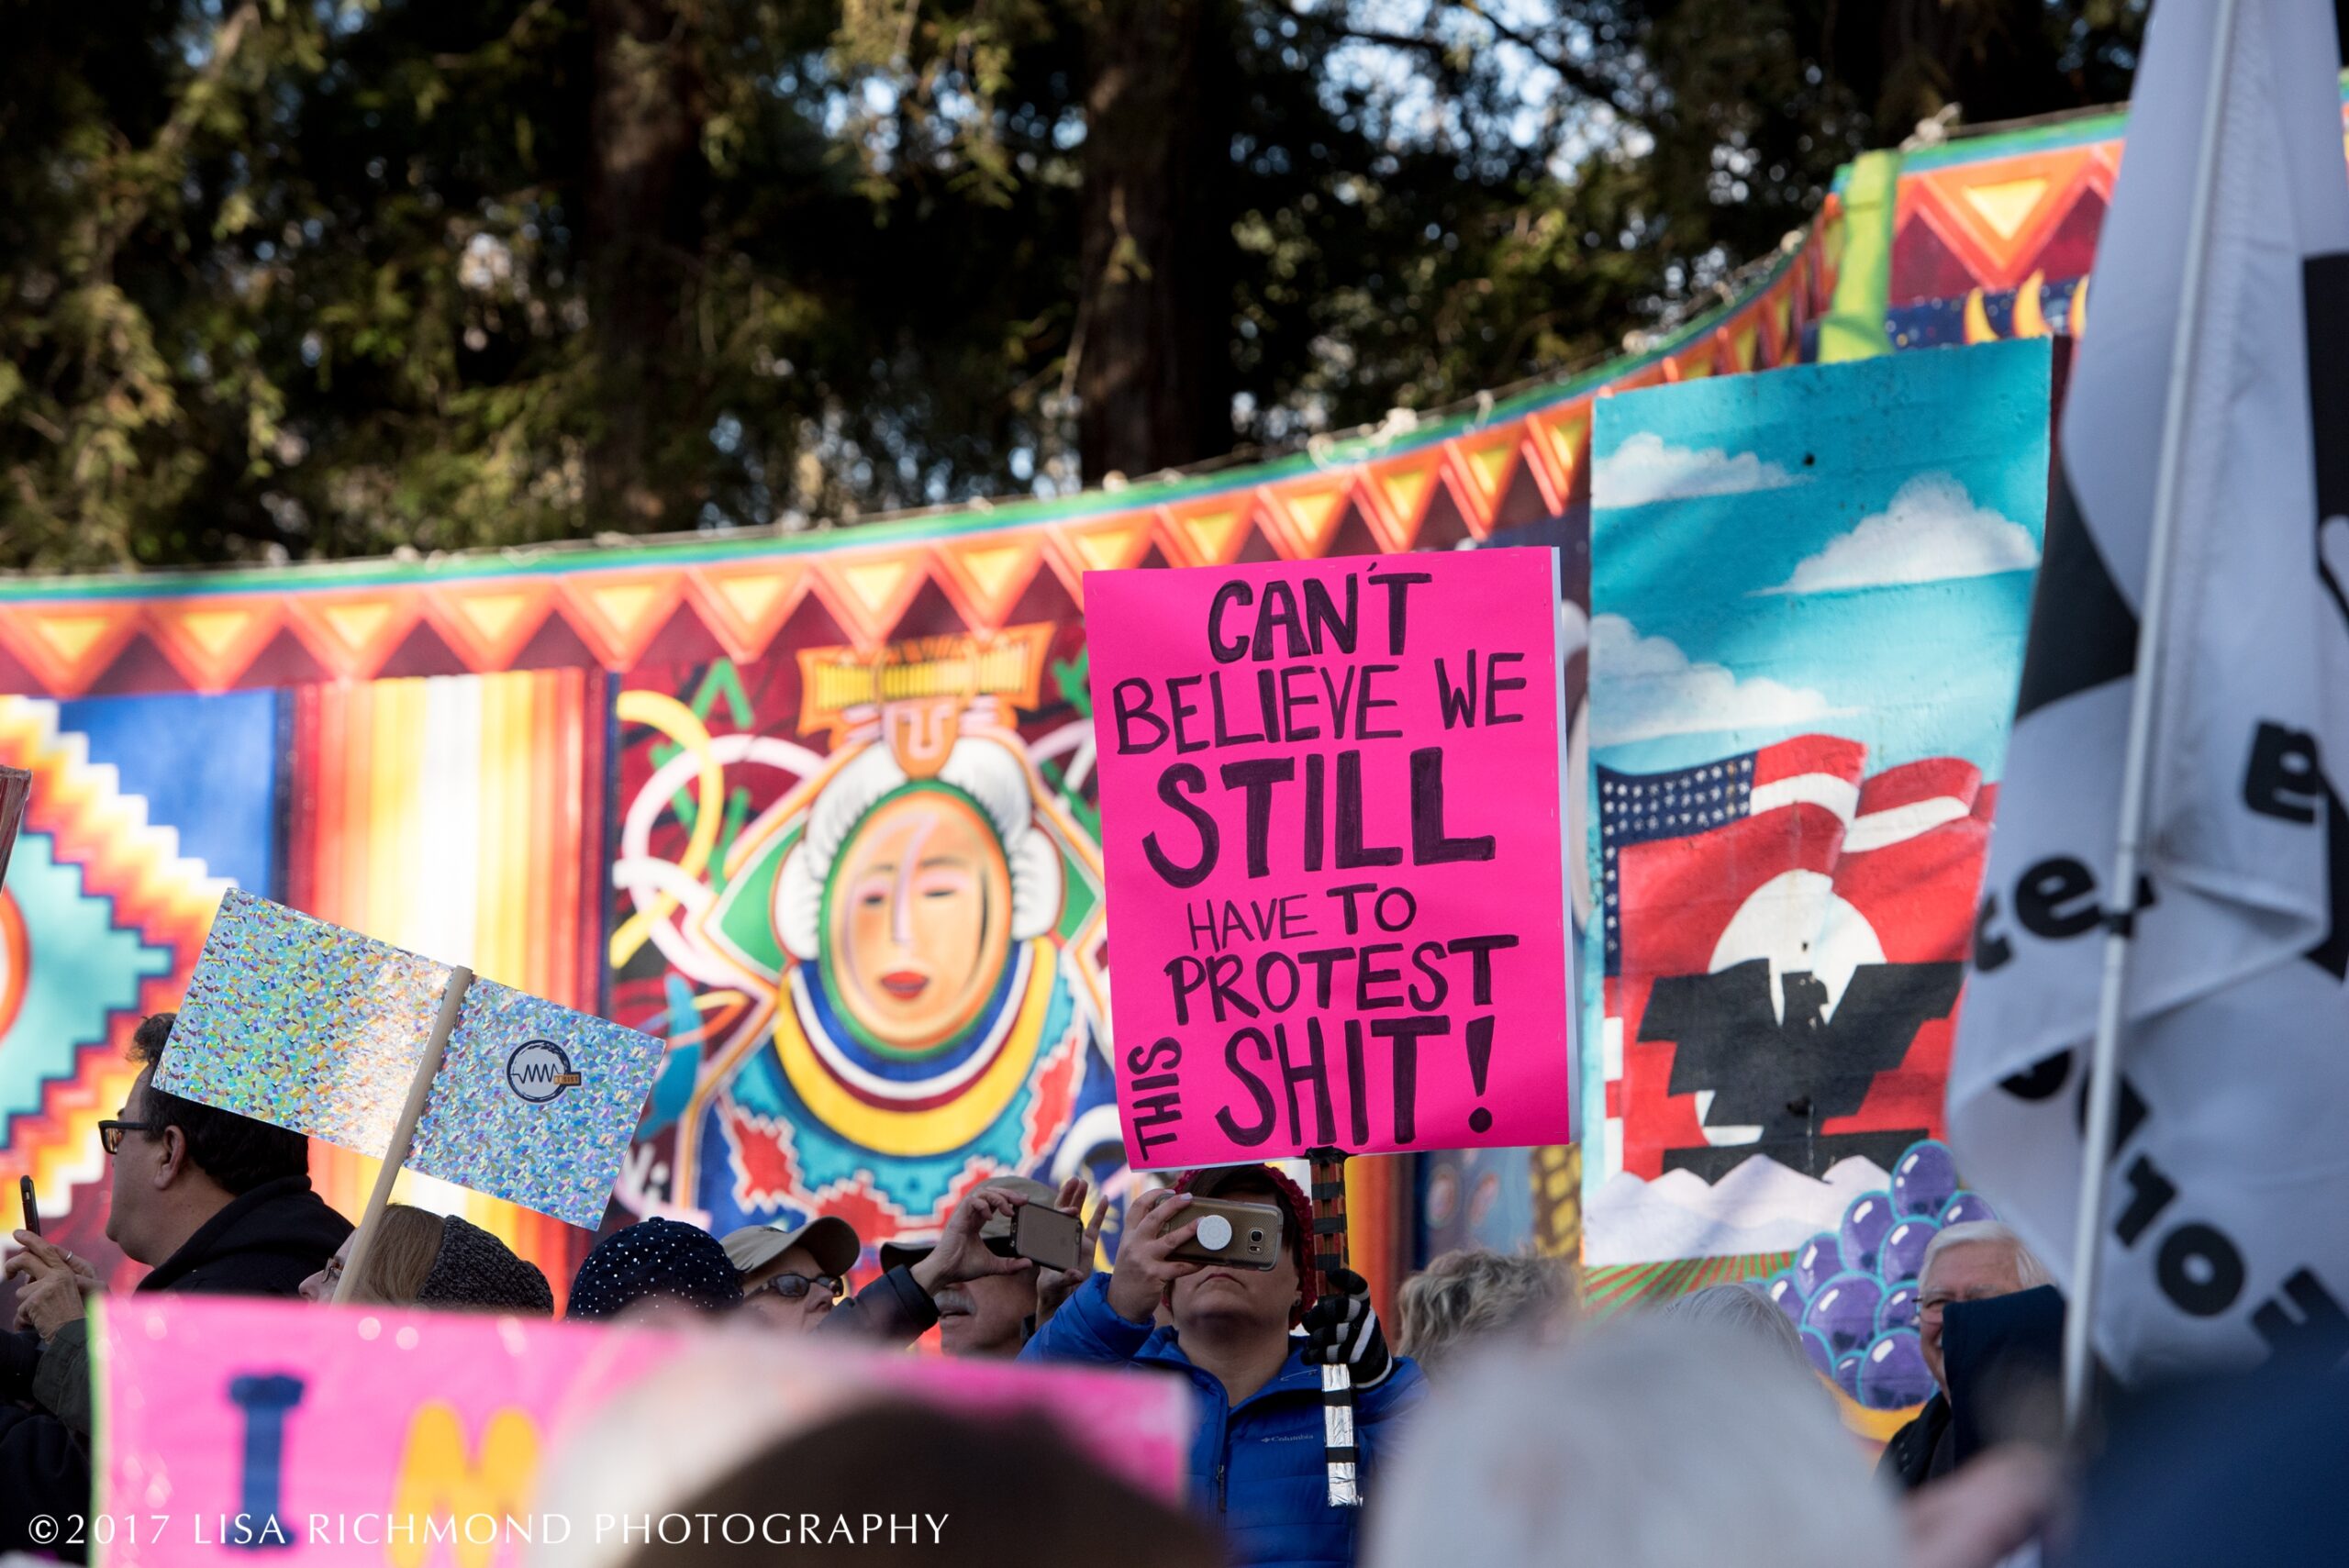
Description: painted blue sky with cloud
1590,339,2053,779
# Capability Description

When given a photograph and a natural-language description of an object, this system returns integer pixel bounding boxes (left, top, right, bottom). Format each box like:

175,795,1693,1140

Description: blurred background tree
0,0,2176,570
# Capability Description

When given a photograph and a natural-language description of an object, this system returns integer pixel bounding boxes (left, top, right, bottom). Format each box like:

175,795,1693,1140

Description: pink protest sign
92,1295,1189,1565
1086,548,1573,1165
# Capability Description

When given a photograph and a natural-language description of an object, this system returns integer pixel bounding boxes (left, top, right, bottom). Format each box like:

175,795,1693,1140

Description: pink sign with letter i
1086,548,1573,1165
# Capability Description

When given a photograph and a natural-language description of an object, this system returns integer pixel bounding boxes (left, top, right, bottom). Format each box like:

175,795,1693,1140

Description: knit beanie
566,1218,744,1321
415,1214,555,1316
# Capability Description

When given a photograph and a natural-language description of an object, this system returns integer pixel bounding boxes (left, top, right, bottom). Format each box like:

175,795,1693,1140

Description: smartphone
18,1176,38,1239
1168,1197,1283,1271
1007,1204,1084,1273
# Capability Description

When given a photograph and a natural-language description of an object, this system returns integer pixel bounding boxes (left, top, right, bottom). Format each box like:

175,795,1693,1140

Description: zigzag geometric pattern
4,94,2345,700
0,239,1827,697
0,701,228,1230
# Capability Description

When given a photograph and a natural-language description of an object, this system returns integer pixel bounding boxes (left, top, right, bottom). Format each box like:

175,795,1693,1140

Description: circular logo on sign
507,1040,582,1104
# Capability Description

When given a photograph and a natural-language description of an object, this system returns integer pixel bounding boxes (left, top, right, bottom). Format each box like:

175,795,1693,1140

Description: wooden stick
1308,1145,1360,1508
335,967,473,1305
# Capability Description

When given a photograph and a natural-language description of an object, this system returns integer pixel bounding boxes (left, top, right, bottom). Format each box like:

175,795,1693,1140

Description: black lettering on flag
2252,1267,2349,1366
2301,762,2349,981
1998,1050,2072,1102
2304,254,2349,629
2013,468,2140,721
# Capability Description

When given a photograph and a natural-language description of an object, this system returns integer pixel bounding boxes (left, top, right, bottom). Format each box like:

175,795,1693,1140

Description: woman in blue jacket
1020,1165,1425,1568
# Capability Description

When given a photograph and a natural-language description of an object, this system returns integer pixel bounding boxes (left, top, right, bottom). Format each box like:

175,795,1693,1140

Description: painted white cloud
1765,472,2040,595
1585,1156,1891,1265
1591,614,1833,746
1593,430,1807,507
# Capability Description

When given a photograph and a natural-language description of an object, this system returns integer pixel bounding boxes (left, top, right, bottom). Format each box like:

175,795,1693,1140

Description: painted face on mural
826,789,1015,1051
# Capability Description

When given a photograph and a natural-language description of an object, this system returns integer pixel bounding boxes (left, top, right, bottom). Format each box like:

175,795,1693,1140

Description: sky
1588,338,2054,782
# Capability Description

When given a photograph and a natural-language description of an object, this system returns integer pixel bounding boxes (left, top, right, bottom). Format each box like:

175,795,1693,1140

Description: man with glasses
0,1011,349,1556
880,1174,1100,1358
1877,1220,2053,1492
719,1183,1041,1346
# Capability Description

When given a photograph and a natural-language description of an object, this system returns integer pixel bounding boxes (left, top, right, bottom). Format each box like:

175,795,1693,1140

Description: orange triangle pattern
1902,146,2111,291
930,537,1042,631
0,605,145,696
809,550,927,651
146,599,286,691
0,176,1878,696
1157,495,1259,568
283,593,426,681
684,562,809,662
425,581,559,669
1042,513,1159,607
1355,452,1447,553
1443,428,1525,539
555,572,689,669
1523,402,1592,514
1258,475,1353,560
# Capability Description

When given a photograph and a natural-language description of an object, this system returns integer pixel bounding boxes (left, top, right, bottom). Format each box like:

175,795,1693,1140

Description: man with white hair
1370,1317,1906,1568
1877,1220,2051,1491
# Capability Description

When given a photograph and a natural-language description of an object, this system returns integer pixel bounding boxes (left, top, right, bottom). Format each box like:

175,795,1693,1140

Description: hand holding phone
1008,1203,1084,1273
1167,1197,1284,1271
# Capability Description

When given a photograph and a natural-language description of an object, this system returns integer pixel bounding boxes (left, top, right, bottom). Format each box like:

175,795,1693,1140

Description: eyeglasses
97,1119,161,1157
749,1272,843,1304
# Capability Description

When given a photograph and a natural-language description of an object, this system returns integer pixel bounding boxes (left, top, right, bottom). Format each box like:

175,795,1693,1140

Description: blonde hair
1397,1249,1572,1375
344,1203,444,1305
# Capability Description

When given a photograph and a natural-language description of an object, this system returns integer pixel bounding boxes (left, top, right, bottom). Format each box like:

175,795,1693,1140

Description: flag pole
335,967,473,1305
2064,0,2241,1431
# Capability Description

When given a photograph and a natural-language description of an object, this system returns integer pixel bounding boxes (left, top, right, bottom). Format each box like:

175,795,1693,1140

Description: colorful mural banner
91,1294,1191,1566
1582,338,2051,1272
159,891,665,1229
1086,552,1572,1164
5,101,2300,1302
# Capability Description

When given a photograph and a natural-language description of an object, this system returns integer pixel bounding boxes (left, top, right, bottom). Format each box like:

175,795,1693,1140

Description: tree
0,0,2174,572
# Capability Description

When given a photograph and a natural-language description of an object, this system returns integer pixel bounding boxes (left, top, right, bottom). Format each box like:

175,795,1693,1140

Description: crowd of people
0,1011,2244,1566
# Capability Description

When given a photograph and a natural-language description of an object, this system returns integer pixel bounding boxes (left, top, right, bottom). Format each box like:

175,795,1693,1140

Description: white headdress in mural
774,735,1064,964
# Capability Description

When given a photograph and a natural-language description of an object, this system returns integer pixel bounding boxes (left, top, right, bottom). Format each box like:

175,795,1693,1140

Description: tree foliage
0,0,2163,572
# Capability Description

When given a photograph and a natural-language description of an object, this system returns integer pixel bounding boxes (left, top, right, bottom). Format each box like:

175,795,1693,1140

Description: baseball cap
878,1175,1060,1273
721,1216,862,1282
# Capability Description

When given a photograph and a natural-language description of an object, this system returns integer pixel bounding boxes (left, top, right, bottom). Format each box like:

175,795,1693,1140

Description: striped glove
1302,1268,1394,1387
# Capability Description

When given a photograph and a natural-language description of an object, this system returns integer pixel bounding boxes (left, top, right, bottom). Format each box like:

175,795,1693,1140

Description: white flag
1948,0,2349,1383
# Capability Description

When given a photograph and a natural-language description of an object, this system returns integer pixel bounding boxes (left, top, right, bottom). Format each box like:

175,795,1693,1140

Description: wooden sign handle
335,967,473,1306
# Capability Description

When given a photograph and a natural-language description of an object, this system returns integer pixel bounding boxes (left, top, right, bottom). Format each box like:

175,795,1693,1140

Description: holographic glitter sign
163,892,662,1229
408,978,666,1229
157,890,454,1156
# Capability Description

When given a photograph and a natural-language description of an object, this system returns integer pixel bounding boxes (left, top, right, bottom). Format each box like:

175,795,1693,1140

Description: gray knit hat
415,1214,555,1316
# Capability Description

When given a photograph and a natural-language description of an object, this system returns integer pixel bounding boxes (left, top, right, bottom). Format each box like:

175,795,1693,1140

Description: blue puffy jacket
1020,1274,1427,1568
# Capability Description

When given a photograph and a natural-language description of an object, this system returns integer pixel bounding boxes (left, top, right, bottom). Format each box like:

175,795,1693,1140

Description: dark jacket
1876,1391,1953,1491
0,1175,349,1560
818,1265,940,1345
1876,1284,2065,1494
135,1173,352,1296
1021,1274,1426,1568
